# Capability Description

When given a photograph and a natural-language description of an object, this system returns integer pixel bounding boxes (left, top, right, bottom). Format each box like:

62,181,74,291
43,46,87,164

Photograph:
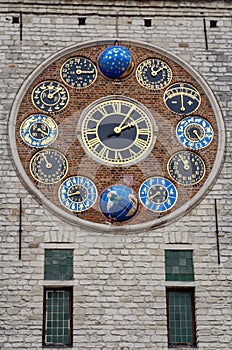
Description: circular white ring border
8,38,226,233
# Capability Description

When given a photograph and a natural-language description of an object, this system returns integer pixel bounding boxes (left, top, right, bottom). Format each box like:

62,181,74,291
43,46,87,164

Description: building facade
0,1,231,349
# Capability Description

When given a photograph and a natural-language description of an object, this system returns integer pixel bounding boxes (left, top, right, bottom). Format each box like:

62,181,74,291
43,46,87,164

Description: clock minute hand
114,108,136,134
151,66,164,77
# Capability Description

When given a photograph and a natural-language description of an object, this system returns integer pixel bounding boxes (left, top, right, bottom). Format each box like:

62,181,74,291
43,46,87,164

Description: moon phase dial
59,176,98,212
139,177,178,212
167,150,206,185
164,82,201,115
30,149,68,184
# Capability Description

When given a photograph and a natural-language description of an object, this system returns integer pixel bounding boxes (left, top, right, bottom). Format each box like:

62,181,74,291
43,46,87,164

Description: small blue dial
164,82,201,115
20,114,58,148
59,176,97,212
176,116,214,149
139,177,178,212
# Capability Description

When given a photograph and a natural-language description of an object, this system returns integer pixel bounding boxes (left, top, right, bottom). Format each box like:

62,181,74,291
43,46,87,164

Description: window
44,249,73,280
167,288,196,347
165,250,194,281
43,287,73,347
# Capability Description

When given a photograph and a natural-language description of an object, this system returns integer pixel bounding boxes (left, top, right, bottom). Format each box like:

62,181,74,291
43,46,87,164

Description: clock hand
151,66,164,77
68,190,81,197
179,154,190,171
114,107,136,134
42,153,52,169
149,191,161,200
37,128,48,136
47,87,62,99
180,91,185,112
193,129,202,140
76,69,95,75
113,121,135,134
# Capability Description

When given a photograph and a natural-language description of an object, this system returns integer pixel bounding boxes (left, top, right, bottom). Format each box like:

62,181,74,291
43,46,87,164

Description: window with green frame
43,287,73,347
165,250,194,282
44,249,73,280
167,288,196,347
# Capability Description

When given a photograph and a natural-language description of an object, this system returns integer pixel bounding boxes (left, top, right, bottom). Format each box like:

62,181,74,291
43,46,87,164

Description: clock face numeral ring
20,114,58,148
59,176,98,212
139,177,178,212
176,116,214,150
78,96,157,166
31,80,69,113
167,150,206,185
136,58,172,90
30,149,68,184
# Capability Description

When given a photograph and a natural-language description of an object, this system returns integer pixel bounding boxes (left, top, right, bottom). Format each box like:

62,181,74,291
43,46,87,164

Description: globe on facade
100,185,139,222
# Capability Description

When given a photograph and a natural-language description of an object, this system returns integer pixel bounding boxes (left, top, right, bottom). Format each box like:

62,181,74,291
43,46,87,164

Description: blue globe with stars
100,185,139,222
98,45,134,79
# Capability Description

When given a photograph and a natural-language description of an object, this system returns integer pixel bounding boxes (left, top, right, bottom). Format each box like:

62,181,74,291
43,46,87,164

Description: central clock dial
78,96,156,166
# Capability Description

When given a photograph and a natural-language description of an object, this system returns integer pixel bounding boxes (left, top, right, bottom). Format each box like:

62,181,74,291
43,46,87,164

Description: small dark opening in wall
12,16,20,24
210,20,217,28
144,19,152,27
78,17,86,26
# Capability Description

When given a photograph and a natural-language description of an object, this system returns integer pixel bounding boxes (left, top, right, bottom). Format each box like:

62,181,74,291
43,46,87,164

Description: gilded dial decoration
59,176,97,212
136,58,172,90
20,114,58,148
60,57,97,88
139,177,178,212
30,149,68,184
78,96,156,166
167,150,206,185
176,116,214,149
32,80,69,113
164,82,201,115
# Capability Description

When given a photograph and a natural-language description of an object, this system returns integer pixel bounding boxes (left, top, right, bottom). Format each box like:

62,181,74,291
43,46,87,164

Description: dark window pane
44,249,73,280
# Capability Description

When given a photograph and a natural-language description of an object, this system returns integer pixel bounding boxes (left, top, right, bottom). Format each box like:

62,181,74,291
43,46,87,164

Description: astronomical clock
9,39,225,232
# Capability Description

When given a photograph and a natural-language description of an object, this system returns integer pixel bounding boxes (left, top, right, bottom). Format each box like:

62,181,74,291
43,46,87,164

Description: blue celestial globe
100,185,138,222
98,45,134,79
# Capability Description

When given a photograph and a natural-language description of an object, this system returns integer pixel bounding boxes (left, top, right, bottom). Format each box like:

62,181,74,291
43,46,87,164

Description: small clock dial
139,177,177,212
30,149,68,184
136,58,172,90
59,176,97,212
164,82,201,115
78,96,156,166
60,57,97,88
176,116,214,149
20,114,58,148
32,80,69,113
167,150,205,185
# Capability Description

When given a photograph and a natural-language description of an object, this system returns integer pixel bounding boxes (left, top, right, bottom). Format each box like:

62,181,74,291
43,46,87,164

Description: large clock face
9,39,224,232
78,96,156,166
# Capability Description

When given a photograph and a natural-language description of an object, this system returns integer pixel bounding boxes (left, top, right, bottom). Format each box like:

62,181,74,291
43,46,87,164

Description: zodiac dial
59,176,98,212
60,57,97,88
78,96,156,166
164,82,201,115
176,116,214,149
20,114,58,148
167,150,206,185
139,177,178,212
136,58,172,90
31,80,69,113
30,149,68,184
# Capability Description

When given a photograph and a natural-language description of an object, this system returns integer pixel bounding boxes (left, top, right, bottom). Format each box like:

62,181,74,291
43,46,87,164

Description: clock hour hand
42,153,52,169
179,154,190,171
68,190,81,198
107,122,135,137
151,66,164,77
76,69,95,75
47,87,62,99
149,191,161,200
